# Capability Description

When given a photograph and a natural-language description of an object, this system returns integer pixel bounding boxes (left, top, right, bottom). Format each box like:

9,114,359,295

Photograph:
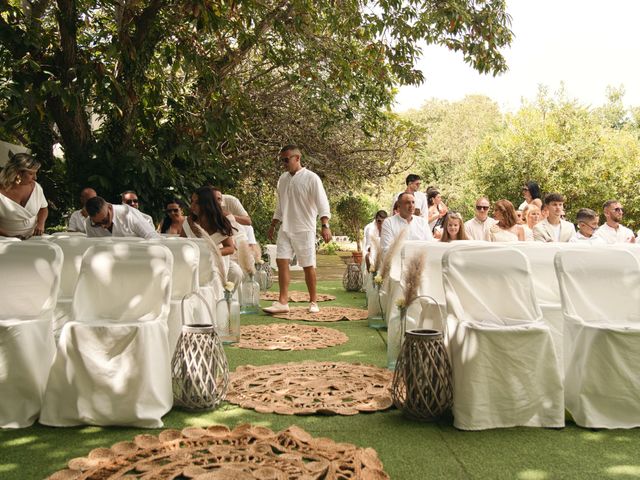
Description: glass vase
387,307,407,370
367,277,385,329
256,263,272,291
239,274,260,315
215,292,241,344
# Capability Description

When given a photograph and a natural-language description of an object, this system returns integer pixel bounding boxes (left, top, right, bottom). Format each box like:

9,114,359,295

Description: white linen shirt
390,191,428,218
464,217,496,241
68,209,87,233
86,204,159,239
222,194,249,218
273,167,330,234
380,214,433,254
363,221,378,254
592,223,635,244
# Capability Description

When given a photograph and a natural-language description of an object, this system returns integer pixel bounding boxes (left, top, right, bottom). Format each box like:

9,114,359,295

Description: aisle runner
238,323,348,351
260,291,336,302
47,424,389,479
227,361,393,415
271,306,368,322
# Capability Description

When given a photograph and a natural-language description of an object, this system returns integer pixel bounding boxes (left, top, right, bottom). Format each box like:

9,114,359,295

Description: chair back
51,237,107,298
442,244,541,325
555,247,640,325
0,242,63,319
151,238,199,299
72,243,173,322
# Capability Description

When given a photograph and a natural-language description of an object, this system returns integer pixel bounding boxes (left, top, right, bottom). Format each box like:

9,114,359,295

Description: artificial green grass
2,280,640,479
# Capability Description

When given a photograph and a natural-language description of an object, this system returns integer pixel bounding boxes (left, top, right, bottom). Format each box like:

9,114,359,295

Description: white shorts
276,230,316,268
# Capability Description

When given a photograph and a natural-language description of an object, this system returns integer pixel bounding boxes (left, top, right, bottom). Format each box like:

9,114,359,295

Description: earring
14,175,21,185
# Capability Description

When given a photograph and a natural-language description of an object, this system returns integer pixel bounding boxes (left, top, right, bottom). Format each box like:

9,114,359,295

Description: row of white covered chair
390,241,640,430
0,237,225,429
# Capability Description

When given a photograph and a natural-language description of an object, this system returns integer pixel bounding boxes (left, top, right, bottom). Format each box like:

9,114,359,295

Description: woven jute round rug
238,323,348,351
47,423,389,480
270,306,368,322
260,291,336,302
227,361,393,415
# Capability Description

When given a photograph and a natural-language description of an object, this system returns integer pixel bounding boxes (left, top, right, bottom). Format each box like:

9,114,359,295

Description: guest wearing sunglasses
157,199,185,235
85,196,159,239
121,190,154,227
592,200,635,244
464,197,497,241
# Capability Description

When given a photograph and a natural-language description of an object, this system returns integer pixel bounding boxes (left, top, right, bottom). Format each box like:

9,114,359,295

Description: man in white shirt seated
85,196,160,239
390,174,428,218
264,145,332,314
381,193,433,254
464,196,497,241
573,208,605,243
121,190,154,227
533,193,576,242
592,200,635,244
68,187,96,233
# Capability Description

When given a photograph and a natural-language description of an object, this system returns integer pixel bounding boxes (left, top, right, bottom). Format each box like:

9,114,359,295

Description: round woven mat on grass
238,323,348,351
270,306,368,322
227,361,393,415
260,291,336,302
47,423,389,480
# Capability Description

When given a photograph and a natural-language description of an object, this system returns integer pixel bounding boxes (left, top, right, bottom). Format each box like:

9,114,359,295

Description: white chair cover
50,237,106,336
443,245,564,430
152,238,203,354
40,243,173,428
555,247,640,428
0,242,62,428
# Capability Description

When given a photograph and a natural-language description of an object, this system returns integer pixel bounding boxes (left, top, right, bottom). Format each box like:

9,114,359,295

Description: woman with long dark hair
182,186,235,256
489,199,525,242
519,181,542,211
158,198,186,235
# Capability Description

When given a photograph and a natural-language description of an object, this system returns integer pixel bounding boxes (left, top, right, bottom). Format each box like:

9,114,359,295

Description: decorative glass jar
256,262,273,291
240,274,260,315
367,273,385,329
215,290,241,344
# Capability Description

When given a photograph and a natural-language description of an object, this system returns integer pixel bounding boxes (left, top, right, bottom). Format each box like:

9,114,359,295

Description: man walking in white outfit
264,145,332,314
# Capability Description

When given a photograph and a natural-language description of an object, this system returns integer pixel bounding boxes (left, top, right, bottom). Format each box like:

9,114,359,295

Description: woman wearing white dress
489,199,525,242
427,188,448,238
522,203,542,241
0,153,48,239
518,181,542,211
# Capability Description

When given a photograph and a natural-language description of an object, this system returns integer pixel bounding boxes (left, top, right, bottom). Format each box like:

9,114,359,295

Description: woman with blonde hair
440,212,469,242
0,153,48,239
522,203,542,241
489,199,525,242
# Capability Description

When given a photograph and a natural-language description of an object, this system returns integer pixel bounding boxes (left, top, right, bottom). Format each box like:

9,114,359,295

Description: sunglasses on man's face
125,198,139,205
614,207,624,213
476,205,489,211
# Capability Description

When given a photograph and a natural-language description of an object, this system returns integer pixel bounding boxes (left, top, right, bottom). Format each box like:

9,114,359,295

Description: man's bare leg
276,258,290,304
303,266,317,303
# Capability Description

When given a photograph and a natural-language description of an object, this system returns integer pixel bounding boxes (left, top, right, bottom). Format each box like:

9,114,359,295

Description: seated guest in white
489,199,525,242
521,203,541,241
85,196,160,239
381,193,433,254
157,198,185,235
427,188,448,238
390,174,428,218
218,190,252,226
592,200,635,244
464,197,496,241
121,190,154,227
533,193,576,242
363,210,387,270
518,181,543,211
0,153,48,239
573,208,605,243
68,187,96,233
440,212,468,242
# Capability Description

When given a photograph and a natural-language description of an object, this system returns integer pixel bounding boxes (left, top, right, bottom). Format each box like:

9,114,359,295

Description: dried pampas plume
192,222,227,286
380,228,407,281
403,252,426,308
253,243,263,263
370,236,382,274
238,240,256,276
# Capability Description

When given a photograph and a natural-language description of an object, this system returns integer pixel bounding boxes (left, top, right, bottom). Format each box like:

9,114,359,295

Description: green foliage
0,0,513,224
335,193,378,251
318,241,340,256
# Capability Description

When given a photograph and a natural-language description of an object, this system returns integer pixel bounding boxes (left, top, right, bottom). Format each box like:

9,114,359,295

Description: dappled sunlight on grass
337,350,365,357
1,435,37,447
0,464,17,473
581,431,606,441
605,465,640,476
517,470,549,480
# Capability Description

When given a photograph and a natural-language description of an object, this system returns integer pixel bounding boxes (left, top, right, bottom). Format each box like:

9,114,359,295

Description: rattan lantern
172,324,229,410
391,328,453,421
343,262,363,292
